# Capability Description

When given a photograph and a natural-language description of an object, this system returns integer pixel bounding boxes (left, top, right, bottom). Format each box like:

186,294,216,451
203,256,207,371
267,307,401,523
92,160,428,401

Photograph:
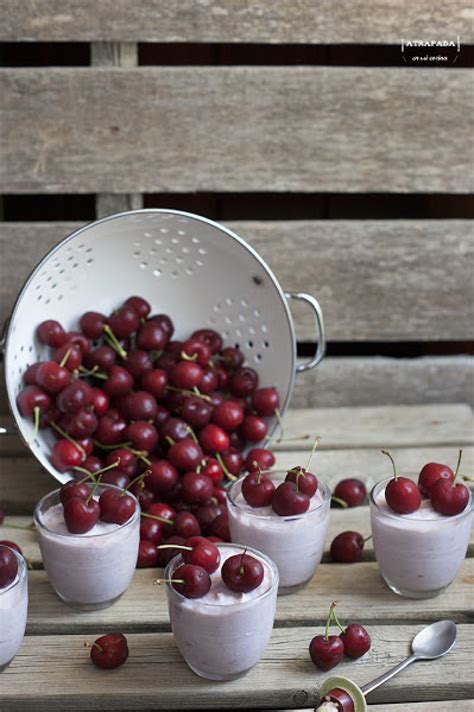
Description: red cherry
53,343,82,371
51,439,84,472
212,401,244,431
79,311,106,339
181,397,213,429
200,457,223,484
59,410,98,439
170,361,203,390
0,545,19,588
199,424,229,454
182,540,220,573
89,633,129,669
23,362,43,385
105,448,137,477
63,495,100,533
240,414,268,443
271,481,310,516
59,479,92,506
333,478,367,508
251,387,280,416
194,504,223,532
285,466,318,497
330,531,365,563
124,350,153,377
99,488,136,525
108,306,139,338
125,295,151,318
150,313,174,338
220,447,243,477
220,346,244,370
169,564,211,598
95,414,127,445
35,361,71,394
17,385,51,417
160,417,189,442
208,511,230,541
89,388,109,416
57,380,91,414
309,603,345,671
167,437,203,471
104,366,134,397
147,502,176,521
136,321,168,351
100,471,130,489
137,539,159,568
241,471,276,507
431,479,469,515
140,517,165,545
65,332,91,355
156,535,185,566
418,462,455,497
85,345,116,372
340,623,371,659
148,459,178,493
140,369,168,399
229,367,259,397
181,339,212,366
181,472,214,504
172,511,201,539
191,328,222,354
37,320,67,348
199,368,219,394
244,448,275,472
221,552,264,593
382,450,421,514
126,421,159,452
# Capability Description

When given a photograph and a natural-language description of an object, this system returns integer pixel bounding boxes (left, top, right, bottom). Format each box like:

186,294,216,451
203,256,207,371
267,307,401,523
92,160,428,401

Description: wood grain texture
1,68,471,194
1,220,473,341
1,626,472,710
1,1,471,43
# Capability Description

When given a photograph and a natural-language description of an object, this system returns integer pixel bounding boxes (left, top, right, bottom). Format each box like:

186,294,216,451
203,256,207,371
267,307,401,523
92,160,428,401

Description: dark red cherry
108,306,139,338
418,462,455,497
17,385,51,417
199,368,219,394
80,455,103,475
382,450,421,514
85,345,116,372
200,457,223,484
104,366,134,397
99,471,130,489
430,478,469,515
172,511,201,539
251,387,280,416
154,404,171,429
126,391,158,421
181,397,213,428
35,361,70,394
79,311,106,339
136,321,168,351
65,332,91,355
148,459,178,493
181,339,212,366
0,545,19,588
129,483,154,510
53,343,82,372
56,380,91,414
160,417,189,443
89,632,129,669
208,511,230,541
51,439,84,472
147,502,176,522
141,369,168,399
137,539,159,568
271,481,310,516
60,410,98,439
199,424,229,454
245,448,276,472
23,362,43,385
340,623,371,659
285,467,318,497
220,346,244,370
170,564,211,598
125,295,151,318
89,387,110,416
221,552,264,593
170,361,202,390
37,320,67,348
149,313,174,338
333,478,367,508
168,437,203,471
229,367,259,397
215,364,230,390
181,538,220,574
99,488,136,525
220,447,244,476
60,479,92,505
181,472,213,504
330,531,365,563
95,414,128,446
140,517,165,545
242,471,276,507
155,535,185,566
240,414,268,443
63,495,100,533
191,328,222,354
212,400,244,431
124,349,153,377
126,421,159,452
309,634,344,671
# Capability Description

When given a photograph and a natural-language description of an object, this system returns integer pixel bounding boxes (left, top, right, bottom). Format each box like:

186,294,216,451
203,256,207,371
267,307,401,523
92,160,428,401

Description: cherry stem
93,439,132,451
50,421,86,458
331,495,348,509
239,548,247,576
28,406,41,445
154,578,185,586
84,641,102,653
453,449,463,487
103,325,127,360
165,436,175,447
325,601,338,641
86,478,100,505
128,448,151,466
156,544,192,551
180,351,198,362
125,470,150,494
331,607,346,634
381,449,397,480
77,365,107,380
215,452,237,481
75,460,119,480
363,535,373,544
186,426,199,445
0,520,35,531
462,475,474,482
305,436,321,472
141,512,174,526
59,346,73,369
166,385,212,403
71,469,98,483
251,461,262,484
273,407,285,443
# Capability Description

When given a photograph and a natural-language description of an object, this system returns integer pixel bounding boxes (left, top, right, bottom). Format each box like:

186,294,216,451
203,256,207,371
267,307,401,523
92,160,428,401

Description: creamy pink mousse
35,489,140,609
371,478,472,597
165,544,278,680
227,473,331,592
0,551,28,671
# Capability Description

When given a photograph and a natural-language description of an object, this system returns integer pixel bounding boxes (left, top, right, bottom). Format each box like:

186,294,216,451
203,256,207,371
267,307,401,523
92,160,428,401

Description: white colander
2,209,325,484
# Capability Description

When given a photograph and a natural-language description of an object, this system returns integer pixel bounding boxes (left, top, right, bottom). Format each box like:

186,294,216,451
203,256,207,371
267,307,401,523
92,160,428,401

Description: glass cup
0,546,28,672
370,477,472,599
165,543,279,680
227,471,331,594
34,484,140,610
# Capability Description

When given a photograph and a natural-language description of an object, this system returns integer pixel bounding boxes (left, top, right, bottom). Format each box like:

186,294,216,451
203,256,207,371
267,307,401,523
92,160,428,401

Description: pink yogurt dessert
0,547,28,672
371,478,472,598
34,485,140,610
165,544,278,680
227,471,331,593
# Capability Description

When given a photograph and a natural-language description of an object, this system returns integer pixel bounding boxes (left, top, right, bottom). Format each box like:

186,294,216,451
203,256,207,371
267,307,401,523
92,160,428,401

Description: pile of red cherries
16,296,282,560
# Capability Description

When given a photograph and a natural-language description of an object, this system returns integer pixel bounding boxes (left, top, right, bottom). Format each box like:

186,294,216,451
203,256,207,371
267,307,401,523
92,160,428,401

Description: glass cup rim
164,542,279,607
33,483,141,539
0,545,27,594
227,469,331,521
370,476,473,522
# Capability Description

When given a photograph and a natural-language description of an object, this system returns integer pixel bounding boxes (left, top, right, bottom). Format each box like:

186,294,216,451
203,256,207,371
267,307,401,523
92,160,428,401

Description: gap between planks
1,625,472,710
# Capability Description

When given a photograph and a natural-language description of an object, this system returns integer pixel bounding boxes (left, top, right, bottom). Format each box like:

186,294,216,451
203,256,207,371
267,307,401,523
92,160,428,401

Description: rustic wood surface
1,626,473,710
1,404,473,709
1,220,473,341
2,68,471,194
1,1,471,43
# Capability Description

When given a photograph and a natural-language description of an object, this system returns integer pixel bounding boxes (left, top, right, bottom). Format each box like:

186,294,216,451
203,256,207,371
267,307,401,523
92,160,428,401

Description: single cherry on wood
330,531,369,564
87,632,129,669
333,478,366,508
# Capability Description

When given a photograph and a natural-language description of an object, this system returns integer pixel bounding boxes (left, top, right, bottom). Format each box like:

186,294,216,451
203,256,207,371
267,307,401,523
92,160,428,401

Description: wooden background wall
0,1,473,408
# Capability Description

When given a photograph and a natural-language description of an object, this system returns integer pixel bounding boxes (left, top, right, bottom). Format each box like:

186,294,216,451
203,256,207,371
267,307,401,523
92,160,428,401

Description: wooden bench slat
2,68,471,194
2,440,472,514
1,220,473,341
1,625,472,709
1,1,471,43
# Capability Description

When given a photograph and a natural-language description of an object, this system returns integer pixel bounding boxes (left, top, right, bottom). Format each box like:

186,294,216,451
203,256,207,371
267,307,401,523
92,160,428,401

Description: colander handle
284,292,326,372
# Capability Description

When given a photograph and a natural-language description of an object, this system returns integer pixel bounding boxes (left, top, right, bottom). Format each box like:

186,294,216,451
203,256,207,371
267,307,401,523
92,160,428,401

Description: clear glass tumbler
0,546,28,672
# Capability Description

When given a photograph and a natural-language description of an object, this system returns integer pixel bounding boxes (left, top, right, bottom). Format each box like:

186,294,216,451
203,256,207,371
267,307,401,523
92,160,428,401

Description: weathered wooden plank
1,68,471,194
1,434,472,514
1,1,471,43
1,625,472,709
1,220,473,341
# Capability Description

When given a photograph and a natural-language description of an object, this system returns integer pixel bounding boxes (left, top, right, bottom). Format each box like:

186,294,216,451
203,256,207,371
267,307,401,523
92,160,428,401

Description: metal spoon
317,620,457,711
361,619,457,696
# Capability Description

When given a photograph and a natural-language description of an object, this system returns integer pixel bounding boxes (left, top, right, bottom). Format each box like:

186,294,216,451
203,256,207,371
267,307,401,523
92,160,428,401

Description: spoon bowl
411,619,457,659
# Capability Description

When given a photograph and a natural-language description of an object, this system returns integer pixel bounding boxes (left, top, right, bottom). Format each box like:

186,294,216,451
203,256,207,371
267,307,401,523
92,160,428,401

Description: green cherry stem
325,601,338,641
154,578,185,586
331,606,346,634
239,548,248,576
331,495,348,509
141,512,174,526
27,406,41,445
215,452,237,481
85,479,101,505
156,544,192,551
50,421,86,458
93,439,132,451
363,534,373,544
124,470,150,494
103,325,127,360
305,436,321,472
74,460,119,479
59,347,73,369
452,449,463,487
381,449,397,480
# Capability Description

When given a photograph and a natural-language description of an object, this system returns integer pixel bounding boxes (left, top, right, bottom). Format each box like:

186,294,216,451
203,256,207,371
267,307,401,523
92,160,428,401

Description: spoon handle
361,654,417,696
